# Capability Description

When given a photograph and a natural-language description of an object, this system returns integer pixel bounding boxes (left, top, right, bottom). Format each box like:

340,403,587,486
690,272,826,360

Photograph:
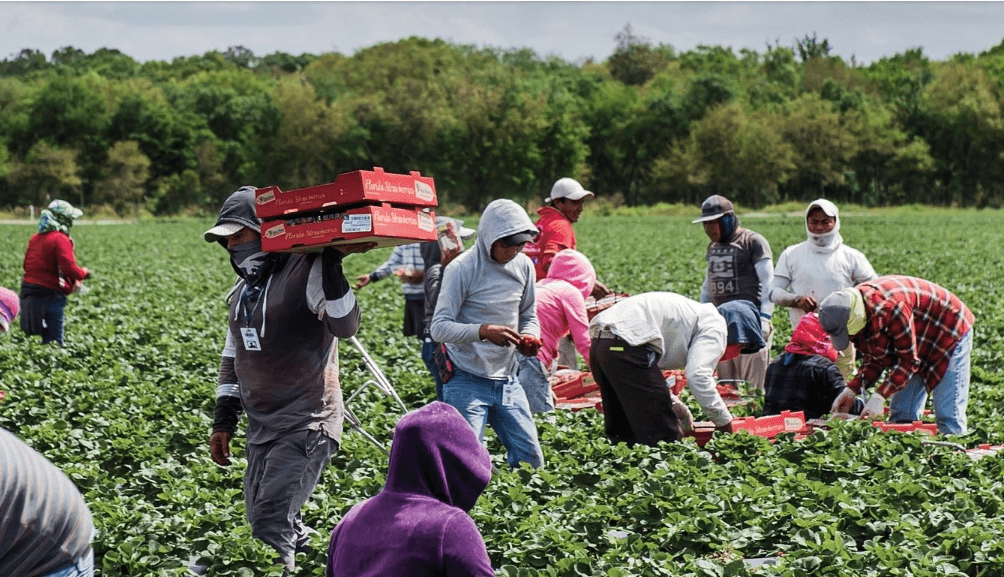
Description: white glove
860,392,886,419
830,387,858,415
669,393,695,433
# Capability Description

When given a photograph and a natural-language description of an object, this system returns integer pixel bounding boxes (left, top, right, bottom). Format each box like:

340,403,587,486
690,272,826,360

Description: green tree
795,33,832,63
79,48,139,79
256,51,317,75
773,93,860,198
223,46,257,69
261,77,360,188
917,62,1004,205
51,46,87,67
5,141,83,206
95,140,151,215
607,24,671,86
23,75,109,203
0,48,49,77
173,70,280,189
107,93,199,184
653,102,794,206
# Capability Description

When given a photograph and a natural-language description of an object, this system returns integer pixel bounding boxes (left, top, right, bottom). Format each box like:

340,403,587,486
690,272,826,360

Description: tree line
1,27,1003,215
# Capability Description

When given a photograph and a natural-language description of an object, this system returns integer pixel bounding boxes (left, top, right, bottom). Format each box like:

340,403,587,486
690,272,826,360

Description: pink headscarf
785,312,838,362
0,286,19,332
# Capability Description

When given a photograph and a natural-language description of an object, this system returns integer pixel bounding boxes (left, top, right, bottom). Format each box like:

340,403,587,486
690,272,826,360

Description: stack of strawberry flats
255,166,439,252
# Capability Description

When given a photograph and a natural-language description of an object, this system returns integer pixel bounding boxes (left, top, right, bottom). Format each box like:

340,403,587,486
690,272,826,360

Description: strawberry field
2,210,1004,577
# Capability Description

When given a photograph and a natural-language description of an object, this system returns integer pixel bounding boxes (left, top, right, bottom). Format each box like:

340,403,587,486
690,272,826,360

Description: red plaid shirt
848,276,973,398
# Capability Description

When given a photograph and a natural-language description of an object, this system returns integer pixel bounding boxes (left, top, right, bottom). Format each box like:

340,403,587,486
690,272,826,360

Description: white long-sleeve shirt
590,292,733,426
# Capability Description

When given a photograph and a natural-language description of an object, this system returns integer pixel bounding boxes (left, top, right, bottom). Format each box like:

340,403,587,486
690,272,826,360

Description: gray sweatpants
244,429,337,570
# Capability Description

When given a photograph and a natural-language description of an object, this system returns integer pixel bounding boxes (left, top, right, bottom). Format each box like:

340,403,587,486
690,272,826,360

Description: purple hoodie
326,402,494,577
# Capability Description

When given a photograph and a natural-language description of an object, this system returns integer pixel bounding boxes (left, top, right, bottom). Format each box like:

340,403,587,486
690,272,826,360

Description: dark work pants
403,296,425,337
590,337,682,446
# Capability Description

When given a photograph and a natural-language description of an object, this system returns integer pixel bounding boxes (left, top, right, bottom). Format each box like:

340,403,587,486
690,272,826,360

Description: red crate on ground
550,371,585,399
555,395,604,412
565,373,599,399
731,411,807,439
585,293,631,320
871,421,938,435
553,370,686,414
260,205,437,252
688,424,717,447
255,167,437,219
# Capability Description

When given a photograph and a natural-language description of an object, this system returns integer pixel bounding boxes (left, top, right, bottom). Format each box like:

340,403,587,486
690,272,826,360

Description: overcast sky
2,2,1003,66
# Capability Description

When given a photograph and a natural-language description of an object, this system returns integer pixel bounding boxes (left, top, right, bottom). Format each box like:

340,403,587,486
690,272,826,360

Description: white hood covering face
806,198,843,254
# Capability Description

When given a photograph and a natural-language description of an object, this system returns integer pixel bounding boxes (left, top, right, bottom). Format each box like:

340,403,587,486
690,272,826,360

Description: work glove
860,392,886,419
669,392,695,433
830,387,858,415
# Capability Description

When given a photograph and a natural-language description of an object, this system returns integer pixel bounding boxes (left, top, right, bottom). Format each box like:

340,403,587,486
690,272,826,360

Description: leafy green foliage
2,211,1004,576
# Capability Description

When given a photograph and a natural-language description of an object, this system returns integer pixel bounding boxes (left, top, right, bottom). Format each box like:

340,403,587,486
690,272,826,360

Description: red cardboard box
585,293,631,320
871,421,937,435
730,410,807,439
255,167,437,219
261,205,437,252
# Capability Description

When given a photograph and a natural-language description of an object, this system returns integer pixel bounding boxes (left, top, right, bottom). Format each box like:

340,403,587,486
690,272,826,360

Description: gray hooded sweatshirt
430,199,540,379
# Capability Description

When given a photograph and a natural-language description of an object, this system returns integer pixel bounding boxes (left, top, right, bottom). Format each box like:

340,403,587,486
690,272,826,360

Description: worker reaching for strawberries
819,275,974,435
588,292,765,446
430,199,545,469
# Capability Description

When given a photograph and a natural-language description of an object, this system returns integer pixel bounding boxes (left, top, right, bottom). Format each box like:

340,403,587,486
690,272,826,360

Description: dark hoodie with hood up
326,402,494,577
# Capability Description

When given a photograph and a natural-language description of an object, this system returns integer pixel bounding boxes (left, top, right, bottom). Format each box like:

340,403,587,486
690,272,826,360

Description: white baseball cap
545,178,594,203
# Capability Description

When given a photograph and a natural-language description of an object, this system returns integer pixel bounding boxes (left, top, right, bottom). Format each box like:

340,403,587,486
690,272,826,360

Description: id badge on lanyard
240,285,264,352
241,327,261,351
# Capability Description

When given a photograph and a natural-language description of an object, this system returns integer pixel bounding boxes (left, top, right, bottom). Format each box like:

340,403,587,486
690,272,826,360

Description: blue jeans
443,367,544,468
516,353,554,414
422,338,444,402
888,329,972,435
40,548,94,577
42,293,67,345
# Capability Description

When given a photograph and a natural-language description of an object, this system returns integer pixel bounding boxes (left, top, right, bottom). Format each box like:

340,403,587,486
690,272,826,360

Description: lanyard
239,283,265,328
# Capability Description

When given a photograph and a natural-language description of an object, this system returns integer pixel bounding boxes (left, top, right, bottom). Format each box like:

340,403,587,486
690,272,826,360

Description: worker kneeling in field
430,199,545,469
819,275,974,435
517,248,596,414
589,292,765,446
204,187,373,574
326,402,494,577
763,312,864,420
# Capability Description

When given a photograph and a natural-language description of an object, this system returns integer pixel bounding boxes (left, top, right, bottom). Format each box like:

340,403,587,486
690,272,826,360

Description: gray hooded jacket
430,199,540,379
